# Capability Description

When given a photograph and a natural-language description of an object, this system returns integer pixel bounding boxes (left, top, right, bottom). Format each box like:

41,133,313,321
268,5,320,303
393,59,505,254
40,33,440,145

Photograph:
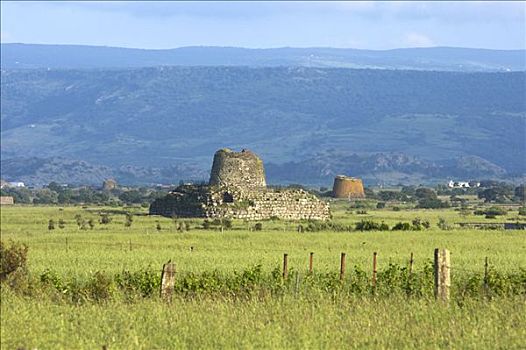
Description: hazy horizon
3,42,525,52
1,1,524,50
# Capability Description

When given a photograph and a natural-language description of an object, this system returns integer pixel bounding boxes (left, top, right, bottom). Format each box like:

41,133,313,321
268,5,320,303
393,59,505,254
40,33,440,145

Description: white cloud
0,30,11,42
404,32,434,47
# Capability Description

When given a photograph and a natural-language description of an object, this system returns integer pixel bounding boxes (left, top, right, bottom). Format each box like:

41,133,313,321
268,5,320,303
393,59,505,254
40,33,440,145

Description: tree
415,188,437,201
515,185,525,202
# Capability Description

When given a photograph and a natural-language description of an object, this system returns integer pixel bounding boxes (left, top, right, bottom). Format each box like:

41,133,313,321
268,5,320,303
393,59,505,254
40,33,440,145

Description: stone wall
0,196,14,205
209,149,266,189
332,175,365,199
150,185,330,221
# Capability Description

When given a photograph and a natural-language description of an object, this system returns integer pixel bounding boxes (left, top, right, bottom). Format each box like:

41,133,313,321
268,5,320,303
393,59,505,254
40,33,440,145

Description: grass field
1,204,525,349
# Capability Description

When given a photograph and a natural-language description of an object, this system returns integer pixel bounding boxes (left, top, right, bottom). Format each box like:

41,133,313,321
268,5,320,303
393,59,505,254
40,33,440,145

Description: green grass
2,291,525,349
1,205,525,349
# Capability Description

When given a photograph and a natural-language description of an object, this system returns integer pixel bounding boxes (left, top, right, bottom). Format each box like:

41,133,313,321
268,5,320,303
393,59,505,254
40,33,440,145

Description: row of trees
0,182,168,206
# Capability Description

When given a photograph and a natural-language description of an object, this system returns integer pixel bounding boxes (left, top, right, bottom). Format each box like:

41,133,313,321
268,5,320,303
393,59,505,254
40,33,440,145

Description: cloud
0,30,11,42
404,32,434,47
35,1,526,23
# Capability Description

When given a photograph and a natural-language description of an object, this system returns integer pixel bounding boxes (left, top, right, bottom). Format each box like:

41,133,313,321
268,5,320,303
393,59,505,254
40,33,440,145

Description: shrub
48,219,55,231
519,207,526,216
87,219,95,229
0,241,28,281
58,219,66,229
355,220,389,231
376,202,386,209
202,220,211,229
156,223,162,232
392,206,401,211
437,217,451,230
125,213,133,227
254,223,263,231
392,222,412,231
416,198,450,209
411,217,430,230
99,213,112,224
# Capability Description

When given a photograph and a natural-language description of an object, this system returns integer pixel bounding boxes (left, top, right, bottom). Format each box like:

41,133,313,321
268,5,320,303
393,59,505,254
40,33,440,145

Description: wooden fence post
372,252,378,289
283,253,288,279
484,256,489,295
434,248,450,302
409,252,414,275
160,260,176,301
340,253,346,281
309,252,314,274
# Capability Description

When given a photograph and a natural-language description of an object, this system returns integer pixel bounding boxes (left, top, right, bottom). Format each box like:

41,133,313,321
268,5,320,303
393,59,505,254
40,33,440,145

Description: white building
448,180,480,189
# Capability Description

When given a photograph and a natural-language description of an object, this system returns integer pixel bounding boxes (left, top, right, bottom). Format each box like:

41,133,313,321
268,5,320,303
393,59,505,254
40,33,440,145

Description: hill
1,66,524,186
2,44,525,71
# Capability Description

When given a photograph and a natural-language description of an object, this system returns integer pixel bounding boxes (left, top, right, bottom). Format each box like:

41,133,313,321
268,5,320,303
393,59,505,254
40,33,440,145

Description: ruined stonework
209,148,266,189
0,196,14,205
332,175,365,199
102,179,117,191
150,149,330,220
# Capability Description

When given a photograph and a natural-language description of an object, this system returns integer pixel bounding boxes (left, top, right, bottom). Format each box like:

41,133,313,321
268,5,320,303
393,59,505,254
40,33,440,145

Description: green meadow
1,204,525,349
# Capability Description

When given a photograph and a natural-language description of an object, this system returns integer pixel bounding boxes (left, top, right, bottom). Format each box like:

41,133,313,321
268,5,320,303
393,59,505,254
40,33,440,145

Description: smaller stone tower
332,175,365,199
209,148,266,189
102,179,117,191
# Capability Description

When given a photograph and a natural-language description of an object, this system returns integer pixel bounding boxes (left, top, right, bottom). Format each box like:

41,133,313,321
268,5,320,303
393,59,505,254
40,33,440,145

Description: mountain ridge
2,43,524,71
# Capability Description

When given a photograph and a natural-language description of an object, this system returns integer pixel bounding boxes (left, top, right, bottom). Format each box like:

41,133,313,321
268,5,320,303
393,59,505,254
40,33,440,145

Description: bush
411,217,430,230
416,198,450,209
355,220,389,231
437,217,451,230
519,207,526,216
376,202,386,209
48,219,55,231
254,223,263,231
58,219,66,229
0,240,28,281
392,222,412,231
99,213,112,224
124,213,133,228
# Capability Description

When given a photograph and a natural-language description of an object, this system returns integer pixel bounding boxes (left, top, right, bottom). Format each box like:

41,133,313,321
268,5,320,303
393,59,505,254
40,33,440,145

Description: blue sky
1,1,524,50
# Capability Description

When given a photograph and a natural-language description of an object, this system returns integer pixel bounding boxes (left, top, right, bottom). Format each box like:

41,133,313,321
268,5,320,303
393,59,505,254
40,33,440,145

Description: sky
1,1,525,50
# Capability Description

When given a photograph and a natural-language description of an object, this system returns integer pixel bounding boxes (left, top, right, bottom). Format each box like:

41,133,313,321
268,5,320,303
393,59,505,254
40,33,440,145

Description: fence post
309,252,314,274
484,256,489,296
409,252,414,275
434,248,450,302
340,253,346,281
283,253,288,279
160,260,176,301
372,252,378,289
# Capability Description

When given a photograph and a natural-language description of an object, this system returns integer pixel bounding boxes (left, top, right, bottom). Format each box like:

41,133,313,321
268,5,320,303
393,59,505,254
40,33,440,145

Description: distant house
448,180,480,189
8,182,25,188
0,196,14,205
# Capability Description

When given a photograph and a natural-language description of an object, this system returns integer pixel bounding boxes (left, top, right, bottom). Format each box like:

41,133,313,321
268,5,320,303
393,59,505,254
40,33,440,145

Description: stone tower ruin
150,148,330,220
332,175,365,199
209,148,266,189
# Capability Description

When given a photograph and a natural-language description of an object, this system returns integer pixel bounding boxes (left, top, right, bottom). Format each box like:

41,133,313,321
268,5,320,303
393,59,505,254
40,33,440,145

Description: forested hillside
1,66,524,185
